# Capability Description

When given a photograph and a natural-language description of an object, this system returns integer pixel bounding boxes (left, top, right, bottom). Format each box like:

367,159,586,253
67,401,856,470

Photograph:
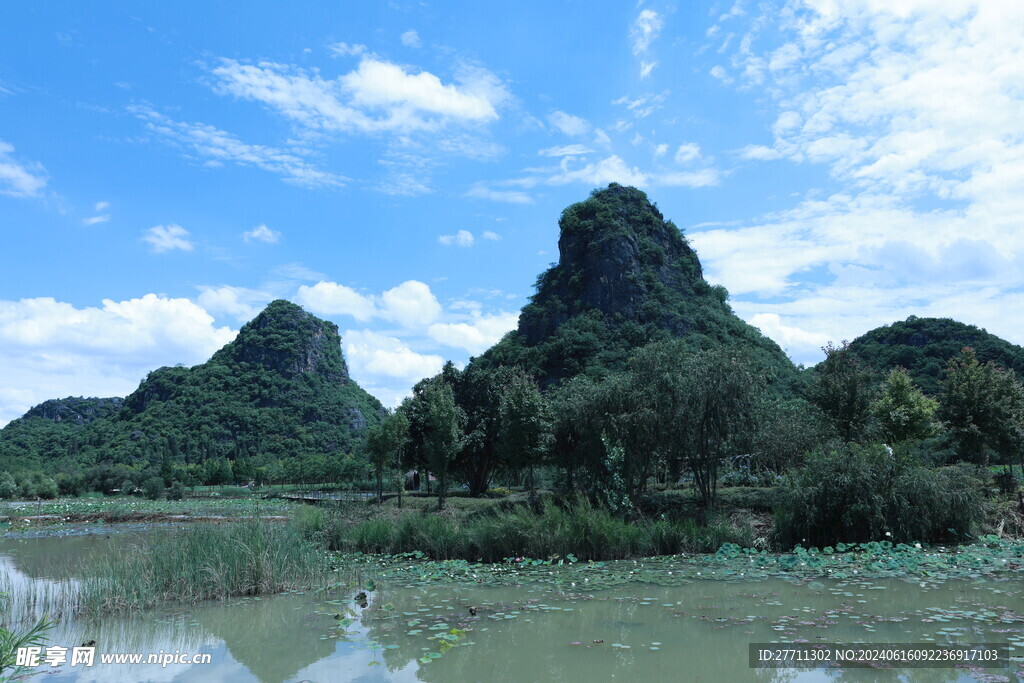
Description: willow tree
365,410,410,503
422,381,463,511
497,370,550,508
626,341,765,508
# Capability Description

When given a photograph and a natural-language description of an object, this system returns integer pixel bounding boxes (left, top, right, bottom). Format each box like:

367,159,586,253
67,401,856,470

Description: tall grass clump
325,498,753,561
775,443,984,548
78,521,326,613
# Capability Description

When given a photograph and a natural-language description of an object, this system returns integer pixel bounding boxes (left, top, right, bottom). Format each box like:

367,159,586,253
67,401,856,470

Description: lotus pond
1,529,1023,682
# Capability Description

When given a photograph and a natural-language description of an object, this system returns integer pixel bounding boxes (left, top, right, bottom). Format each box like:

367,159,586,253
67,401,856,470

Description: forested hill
0,397,122,466
848,316,1024,395
0,300,384,472
474,183,799,390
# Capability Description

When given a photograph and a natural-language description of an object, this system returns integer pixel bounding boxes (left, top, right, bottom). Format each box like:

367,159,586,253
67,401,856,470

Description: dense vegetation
848,315,1024,395
0,300,384,493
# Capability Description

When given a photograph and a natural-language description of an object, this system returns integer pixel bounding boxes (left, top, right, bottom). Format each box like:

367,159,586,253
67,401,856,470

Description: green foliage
810,341,876,441
849,315,1024,396
421,378,463,511
941,347,1024,466
0,609,53,681
328,500,751,561
168,480,185,500
365,410,410,502
775,443,985,547
0,473,16,499
141,476,165,500
496,370,550,505
870,367,939,443
752,398,834,473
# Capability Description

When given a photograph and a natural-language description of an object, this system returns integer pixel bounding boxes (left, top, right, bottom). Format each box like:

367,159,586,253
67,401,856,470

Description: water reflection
2,533,1021,682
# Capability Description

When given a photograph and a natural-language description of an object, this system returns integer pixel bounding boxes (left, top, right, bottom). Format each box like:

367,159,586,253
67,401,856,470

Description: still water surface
1,530,1022,682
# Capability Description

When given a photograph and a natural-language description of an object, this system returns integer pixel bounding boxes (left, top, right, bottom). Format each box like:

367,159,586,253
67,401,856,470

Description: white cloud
482,230,501,241
538,144,594,157
294,281,377,321
400,30,421,48
438,229,475,247
82,214,110,226
343,329,443,381
131,106,347,189
654,143,669,157
631,9,663,55
0,140,47,198
196,285,271,321
697,1,1024,364
613,93,667,119
243,223,281,243
674,143,701,163
465,183,533,204
0,295,236,426
380,280,441,328
548,111,590,137
142,224,193,253
210,57,508,135
549,155,648,187
737,144,782,160
327,42,366,57
640,61,658,78
428,311,519,355
94,201,109,211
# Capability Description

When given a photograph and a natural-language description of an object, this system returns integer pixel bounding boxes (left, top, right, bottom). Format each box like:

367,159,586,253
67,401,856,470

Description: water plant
0,593,52,682
77,520,327,613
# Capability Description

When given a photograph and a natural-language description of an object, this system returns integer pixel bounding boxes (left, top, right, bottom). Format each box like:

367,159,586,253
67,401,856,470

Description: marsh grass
77,520,326,614
321,499,753,561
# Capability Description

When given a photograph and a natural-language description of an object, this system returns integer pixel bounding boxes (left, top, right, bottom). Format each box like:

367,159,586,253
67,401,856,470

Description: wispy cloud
131,105,347,189
242,224,281,243
438,229,475,247
209,57,509,135
400,30,421,48
0,140,47,197
142,224,193,253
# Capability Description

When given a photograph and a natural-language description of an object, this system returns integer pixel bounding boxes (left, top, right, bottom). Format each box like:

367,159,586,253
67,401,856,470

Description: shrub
120,479,136,496
35,477,58,500
141,477,165,500
993,470,1019,495
0,473,16,499
168,481,185,500
775,443,984,547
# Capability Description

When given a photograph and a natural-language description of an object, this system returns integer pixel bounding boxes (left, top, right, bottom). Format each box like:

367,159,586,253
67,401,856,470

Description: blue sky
2,1,1023,425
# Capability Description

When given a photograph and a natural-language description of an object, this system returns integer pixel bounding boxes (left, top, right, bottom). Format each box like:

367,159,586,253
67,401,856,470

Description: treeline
359,339,1023,545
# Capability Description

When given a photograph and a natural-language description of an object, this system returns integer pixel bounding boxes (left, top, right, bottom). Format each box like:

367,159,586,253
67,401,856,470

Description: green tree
365,410,410,503
422,381,463,511
942,347,1024,467
0,473,16,499
870,367,938,444
497,370,551,507
142,476,165,500
810,341,876,441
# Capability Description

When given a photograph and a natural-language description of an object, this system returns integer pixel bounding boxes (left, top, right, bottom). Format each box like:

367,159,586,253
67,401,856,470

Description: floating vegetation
327,538,1024,594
